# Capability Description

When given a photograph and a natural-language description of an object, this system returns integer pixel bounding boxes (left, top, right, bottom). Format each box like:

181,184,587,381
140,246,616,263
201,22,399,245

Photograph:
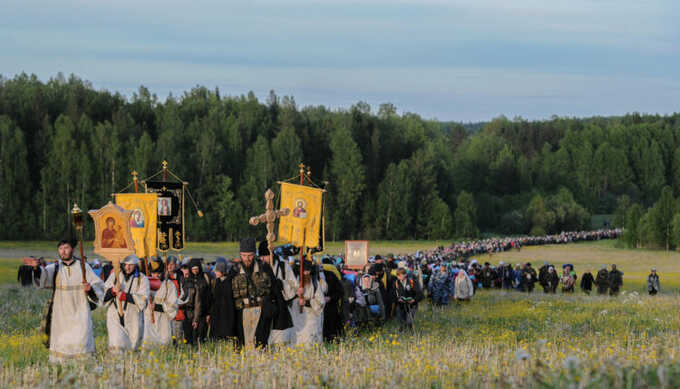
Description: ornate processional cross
249,189,290,265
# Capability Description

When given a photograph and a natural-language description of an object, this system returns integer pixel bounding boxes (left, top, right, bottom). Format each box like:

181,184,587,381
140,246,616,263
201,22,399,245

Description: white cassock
104,272,150,351
142,279,178,347
290,277,325,345
38,259,105,363
268,259,298,345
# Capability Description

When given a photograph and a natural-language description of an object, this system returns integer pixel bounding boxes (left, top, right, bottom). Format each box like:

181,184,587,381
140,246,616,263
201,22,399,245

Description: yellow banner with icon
278,182,323,248
115,193,158,258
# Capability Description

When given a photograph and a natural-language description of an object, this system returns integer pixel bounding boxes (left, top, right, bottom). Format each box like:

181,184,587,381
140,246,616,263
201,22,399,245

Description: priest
104,254,150,352
27,238,105,362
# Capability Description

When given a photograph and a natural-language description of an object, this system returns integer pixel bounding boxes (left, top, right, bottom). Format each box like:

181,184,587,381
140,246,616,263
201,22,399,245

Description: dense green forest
2,73,680,244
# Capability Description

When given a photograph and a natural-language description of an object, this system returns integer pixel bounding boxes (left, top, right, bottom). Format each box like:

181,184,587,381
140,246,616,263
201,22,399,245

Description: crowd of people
18,227,664,363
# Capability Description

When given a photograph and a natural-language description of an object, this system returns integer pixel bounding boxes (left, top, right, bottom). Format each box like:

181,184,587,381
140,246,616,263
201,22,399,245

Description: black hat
374,255,382,261
258,240,270,256
240,238,256,253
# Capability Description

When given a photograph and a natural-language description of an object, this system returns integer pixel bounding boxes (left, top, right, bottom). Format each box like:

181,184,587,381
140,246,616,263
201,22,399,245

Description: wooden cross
249,189,290,265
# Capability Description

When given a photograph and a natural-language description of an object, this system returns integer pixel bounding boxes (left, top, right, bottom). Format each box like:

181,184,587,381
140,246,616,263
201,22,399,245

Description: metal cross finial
249,189,290,265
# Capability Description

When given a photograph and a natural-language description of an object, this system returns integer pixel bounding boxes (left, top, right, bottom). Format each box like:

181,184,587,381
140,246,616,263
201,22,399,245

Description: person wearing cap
24,238,105,362
209,259,236,341
595,265,609,295
608,264,623,296
143,259,178,347
231,238,279,348
647,267,660,295
103,254,150,352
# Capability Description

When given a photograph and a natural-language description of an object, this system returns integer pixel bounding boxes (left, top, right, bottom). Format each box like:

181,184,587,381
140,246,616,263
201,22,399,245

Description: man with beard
26,239,105,362
104,254,150,352
595,265,609,295
231,238,279,348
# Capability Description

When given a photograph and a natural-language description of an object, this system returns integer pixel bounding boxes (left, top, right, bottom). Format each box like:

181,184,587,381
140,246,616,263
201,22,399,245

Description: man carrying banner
104,254,150,352
25,238,105,363
231,238,279,348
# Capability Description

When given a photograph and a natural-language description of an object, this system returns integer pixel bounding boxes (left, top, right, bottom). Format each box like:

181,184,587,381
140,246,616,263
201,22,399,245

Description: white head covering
122,254,139,266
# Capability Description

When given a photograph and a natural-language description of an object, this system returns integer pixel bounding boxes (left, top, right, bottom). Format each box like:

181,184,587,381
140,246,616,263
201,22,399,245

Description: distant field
1,239,678,292
0,240,444,260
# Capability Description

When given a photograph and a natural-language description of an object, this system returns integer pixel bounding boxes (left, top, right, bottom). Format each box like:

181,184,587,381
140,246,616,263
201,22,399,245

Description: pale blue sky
2,0,679,121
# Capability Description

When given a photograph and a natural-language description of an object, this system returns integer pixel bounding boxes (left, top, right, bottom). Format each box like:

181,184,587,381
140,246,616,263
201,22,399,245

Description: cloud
1,0,679,120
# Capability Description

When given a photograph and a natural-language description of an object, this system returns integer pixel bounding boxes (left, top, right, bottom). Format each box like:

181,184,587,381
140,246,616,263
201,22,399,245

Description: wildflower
515,349,530,361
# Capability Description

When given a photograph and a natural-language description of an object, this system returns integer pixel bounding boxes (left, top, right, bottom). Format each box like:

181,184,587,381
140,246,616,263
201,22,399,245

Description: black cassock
209,277,236,340
322,268,344,341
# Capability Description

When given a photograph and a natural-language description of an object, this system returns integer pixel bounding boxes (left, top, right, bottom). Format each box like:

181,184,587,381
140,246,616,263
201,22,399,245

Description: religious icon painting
158,197,172,216
278,182,324,248
345,240,369,270
144,181,185,252
89,201,136,263
115,193,158,258
130,209,145,228
292,199,307,218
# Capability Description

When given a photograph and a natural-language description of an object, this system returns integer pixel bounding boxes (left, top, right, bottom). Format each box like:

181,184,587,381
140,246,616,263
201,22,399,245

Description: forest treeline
2,73,680,245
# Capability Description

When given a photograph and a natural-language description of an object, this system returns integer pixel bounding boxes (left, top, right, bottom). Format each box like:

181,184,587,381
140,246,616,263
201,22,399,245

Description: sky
2,0,679,121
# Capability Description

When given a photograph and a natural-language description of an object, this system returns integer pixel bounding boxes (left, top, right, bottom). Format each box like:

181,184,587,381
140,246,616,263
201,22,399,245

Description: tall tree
328,123,365,239
454,191,478,238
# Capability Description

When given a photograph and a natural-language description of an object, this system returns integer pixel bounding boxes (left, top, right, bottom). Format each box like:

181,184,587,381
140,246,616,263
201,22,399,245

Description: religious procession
15,160,661,367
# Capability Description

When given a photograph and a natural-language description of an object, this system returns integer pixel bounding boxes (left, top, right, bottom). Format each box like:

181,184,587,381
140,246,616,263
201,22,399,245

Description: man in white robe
290,260,325,345
142,260,177,347
104,254,150,352
27,239,105,363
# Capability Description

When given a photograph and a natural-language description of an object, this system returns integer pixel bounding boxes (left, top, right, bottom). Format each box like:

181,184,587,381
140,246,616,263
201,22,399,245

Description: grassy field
1,239,680,388
0,240,442,259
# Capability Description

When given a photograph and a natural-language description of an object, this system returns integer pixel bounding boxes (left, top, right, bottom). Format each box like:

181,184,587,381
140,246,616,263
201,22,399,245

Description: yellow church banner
115,193,158,258
278,182,323,248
